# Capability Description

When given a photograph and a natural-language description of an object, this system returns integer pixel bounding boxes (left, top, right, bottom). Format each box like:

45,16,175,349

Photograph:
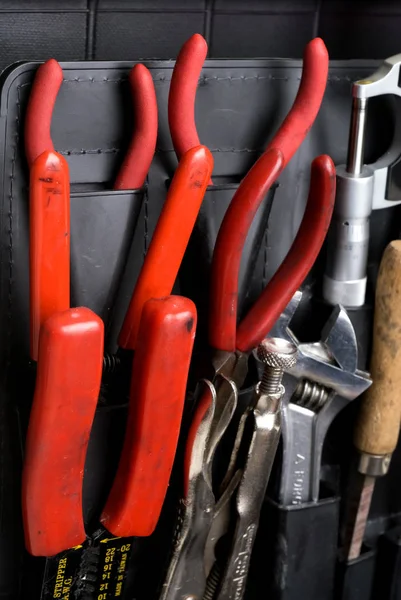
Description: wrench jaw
270,292,372,505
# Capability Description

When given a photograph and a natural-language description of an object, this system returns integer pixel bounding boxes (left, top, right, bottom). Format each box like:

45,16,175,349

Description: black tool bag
1,56,400,600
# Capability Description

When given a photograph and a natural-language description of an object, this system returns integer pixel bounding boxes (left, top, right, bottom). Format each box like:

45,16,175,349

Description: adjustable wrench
270,291,372,505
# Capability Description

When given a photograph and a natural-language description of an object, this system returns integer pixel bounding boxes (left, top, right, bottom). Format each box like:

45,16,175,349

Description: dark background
0,0,398,68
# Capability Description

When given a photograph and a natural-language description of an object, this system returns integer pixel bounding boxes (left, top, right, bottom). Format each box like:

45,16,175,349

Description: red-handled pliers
22,55,213,599
25,59,158,189
167,32,334,382
25,59,158,362
160,35,336,600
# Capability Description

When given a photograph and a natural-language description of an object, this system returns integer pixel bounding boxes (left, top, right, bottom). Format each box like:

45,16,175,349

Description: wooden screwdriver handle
354,240,401,456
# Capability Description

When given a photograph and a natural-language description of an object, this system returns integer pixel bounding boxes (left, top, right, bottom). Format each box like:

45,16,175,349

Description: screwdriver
342,240,401,561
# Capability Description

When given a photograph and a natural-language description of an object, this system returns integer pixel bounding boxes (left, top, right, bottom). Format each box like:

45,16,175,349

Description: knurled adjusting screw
257,337,298,395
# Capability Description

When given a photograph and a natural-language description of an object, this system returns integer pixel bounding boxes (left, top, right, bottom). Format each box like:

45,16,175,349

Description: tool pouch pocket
248,492,340,600
336,547,376,600
179,183,277,343
70,188,145,333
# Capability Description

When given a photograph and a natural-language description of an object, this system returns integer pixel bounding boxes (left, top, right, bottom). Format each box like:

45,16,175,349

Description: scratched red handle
114,64,158,189
29,150,70,361
22,308,104,556
118,145,213,351
101,296,196,537
236,155,336,352
168,34,208,163
25,59,62,167
266,37,329,166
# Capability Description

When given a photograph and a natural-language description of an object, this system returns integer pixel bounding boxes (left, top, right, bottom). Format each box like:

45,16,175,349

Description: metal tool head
268,291,372,504
350,54,401,210
257,337,298,370
269,290,371,400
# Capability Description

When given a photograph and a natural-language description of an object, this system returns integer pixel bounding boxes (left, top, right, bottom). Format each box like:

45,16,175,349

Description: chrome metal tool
323,54,401,307
270,291,372,505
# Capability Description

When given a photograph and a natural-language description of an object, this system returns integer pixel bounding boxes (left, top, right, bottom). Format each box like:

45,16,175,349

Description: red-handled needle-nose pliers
161,35,336,600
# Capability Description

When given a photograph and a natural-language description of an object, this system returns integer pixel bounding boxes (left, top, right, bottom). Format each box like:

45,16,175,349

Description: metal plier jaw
269,291,372,505
159,377,239,600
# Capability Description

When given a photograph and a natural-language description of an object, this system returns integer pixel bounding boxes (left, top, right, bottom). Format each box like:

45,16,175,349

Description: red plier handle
118,144,213,351
210,153,335,353
102,295,197,538
25,59,157,189
208,36,333,353
22,308,104,556
168,34,208,163
169,35,328,173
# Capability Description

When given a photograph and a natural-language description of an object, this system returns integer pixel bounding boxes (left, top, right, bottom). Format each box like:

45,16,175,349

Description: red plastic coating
22,308,104,556
30,150,70,361
208,37,329,353
168,35,210,172
25,59,62,167
118,145,213,351
101,296,196,537
236,155,336,352
25,59,157,188
114,64,158,190
265,38,329,166
209,149,283,352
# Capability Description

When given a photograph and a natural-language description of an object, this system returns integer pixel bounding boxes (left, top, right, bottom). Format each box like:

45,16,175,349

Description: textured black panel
0,12,86,68
95,11,206,59
211,12,315,57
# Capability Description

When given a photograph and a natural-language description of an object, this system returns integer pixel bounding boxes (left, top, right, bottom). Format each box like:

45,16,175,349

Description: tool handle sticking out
209,36,331,354
25,59,157,189
265,37,329,166
113,64,158,190
29,150,70,361
22,308,104,557
168,34,210,177
25,59,63,167
101,295,197,537
354,240,401,463
118,145,213,351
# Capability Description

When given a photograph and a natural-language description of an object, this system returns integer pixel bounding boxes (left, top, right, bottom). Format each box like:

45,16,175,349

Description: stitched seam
18,74,353,85
60,148,119,156
59,147,268,154
7,88,19,374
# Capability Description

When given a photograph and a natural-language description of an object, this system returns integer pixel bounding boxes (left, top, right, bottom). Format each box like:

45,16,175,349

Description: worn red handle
266,37,329,166
114,64,158,189
29,150,70,361
101,296,196,537
22,308,104,556
168,34,208,163
25,59,62,167
209,149,283,351
118,145,213,351
209,37,329,353
236,155,336,352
